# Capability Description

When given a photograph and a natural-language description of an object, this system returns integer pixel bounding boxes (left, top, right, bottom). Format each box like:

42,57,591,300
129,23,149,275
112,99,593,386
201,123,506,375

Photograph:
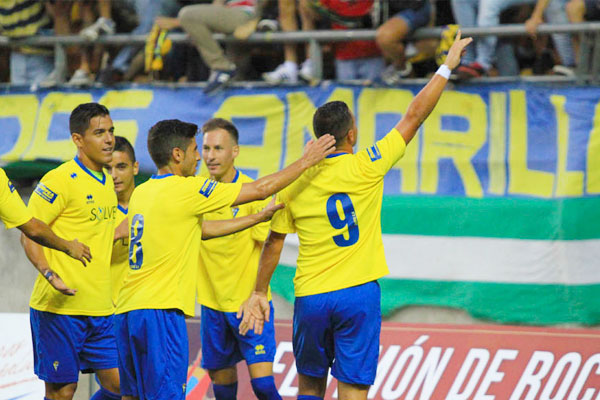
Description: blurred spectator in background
566,0,600,61
262,0,315,83
42,0,115,87
97,0,180,85
0,0,54,86
457,0,575,78
376,0,432,84
171,0,266,94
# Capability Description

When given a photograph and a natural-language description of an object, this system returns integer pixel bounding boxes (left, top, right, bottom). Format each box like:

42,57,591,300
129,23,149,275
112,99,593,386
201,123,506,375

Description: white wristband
436,64,451,79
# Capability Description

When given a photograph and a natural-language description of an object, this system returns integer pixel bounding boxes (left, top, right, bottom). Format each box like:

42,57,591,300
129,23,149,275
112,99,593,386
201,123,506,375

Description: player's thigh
331,281,381,386
96,367,120,393
45,382,78,400
337,381,370,400
116,309,188,400
80,315,119,375
298,373,327,398
248,362,275,379
30,309,85,384
293,293,334,378
231,302,277,368
200,306,242,370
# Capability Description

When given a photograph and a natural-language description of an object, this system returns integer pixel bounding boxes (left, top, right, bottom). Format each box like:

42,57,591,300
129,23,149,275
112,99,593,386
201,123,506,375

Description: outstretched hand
65,239,92,267
301,134,336,168
444,30,473,70
237,292,270,336
259,197,285,222
45,270,77,296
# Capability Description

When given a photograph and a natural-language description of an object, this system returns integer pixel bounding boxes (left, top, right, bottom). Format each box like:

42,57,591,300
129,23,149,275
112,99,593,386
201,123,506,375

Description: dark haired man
114,119,335,400
240,32,473,400
22,103,121,400
106,136,139,307
198,118,281,400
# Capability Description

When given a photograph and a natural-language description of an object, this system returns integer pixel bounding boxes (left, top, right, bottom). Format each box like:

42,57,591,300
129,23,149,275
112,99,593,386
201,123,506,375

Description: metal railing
2,22,600,85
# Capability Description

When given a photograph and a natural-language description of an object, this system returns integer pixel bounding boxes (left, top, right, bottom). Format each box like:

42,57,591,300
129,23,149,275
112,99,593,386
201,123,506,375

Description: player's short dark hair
148,119,198,168
69,103,110,135
313,101,353,144
201,118,239,144
114,136,136,163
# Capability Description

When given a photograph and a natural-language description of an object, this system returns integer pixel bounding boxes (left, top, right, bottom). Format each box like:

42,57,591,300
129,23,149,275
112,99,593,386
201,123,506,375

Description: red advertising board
185,320,600,399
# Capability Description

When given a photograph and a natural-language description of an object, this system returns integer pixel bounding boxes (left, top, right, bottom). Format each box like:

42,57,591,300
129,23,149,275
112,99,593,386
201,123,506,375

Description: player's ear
347,128,356,146
172,147,184,164
71,132,84,149
133,161,139,176
232,144,239,159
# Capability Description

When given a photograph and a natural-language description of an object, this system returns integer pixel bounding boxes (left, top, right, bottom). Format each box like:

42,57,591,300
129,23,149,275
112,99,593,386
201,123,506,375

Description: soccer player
21,103,121,400
114,119,335,400
198,118,281,400
0,167,91,265
106,136,139,306
239,32,473,400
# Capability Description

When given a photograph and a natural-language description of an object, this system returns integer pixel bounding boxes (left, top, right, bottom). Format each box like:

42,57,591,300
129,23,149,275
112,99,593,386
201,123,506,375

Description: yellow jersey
272,129,406,297
110,205,129,305
0,167,32,229
197,170,271,312
115,174,242,317
28,158,118,316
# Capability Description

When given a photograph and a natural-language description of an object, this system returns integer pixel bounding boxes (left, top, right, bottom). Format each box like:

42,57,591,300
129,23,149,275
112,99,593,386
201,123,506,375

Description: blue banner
1,83,599,198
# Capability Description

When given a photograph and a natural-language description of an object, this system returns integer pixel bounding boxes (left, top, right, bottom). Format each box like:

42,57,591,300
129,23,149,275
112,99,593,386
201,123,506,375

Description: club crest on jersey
70,173,77,179
232,207,239,217
199,180,217,198
8,180,15,193
86,194,94,204
255,344,266,355
53,361,59,371
367,144,382,162
34,183,57,204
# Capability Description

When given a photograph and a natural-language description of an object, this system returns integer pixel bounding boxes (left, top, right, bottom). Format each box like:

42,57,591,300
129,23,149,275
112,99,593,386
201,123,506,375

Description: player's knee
212,382,238,400
90,386,121,400
45,382,77,400
251,376,282,400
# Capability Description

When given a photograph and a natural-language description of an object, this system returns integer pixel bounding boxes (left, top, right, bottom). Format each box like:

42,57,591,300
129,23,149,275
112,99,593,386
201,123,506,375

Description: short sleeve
0,170,32,229
357,129,407,179
270,191,296,234
188,177,242,216
28,169,67,226
250,197,271,242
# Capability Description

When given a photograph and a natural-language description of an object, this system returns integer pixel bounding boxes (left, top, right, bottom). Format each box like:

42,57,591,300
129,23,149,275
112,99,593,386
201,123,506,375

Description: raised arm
18,217,91,266
238,230,287,335
232,134,335,206
201,198,283,240
395,31,473,144
21,234,77,296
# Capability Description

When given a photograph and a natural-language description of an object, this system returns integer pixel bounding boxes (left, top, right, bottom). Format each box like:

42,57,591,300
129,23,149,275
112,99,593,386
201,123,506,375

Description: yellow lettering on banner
357,88,418,193
284,88,353,166
550,95,584,196
488,92,507,195
587,100,600,194
0,95,39,160
421,91,486,198
508,91,554,198
98,90,154,147
214,94,284,177
22,92,93,161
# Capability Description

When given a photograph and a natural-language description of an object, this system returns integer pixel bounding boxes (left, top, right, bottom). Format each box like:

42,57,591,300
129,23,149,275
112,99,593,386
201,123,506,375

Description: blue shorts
114,309,188,400
200,302,277,370
393,1,431,32
29,308,118,383
293,281,381,386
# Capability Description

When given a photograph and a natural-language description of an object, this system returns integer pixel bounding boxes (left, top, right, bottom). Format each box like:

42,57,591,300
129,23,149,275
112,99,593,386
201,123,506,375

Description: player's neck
335,142,354,155
77,151,104,172
117,184,134,209
212,167,236,183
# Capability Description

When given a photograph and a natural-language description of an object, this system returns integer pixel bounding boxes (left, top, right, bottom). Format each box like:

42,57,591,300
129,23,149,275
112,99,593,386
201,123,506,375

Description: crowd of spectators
0,0,598,91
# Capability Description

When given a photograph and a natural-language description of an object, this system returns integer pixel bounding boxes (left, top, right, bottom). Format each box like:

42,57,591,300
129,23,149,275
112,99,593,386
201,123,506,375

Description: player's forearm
201,213,263,240
254,231,286,294
233,158,308,206
19,218,71,255
395,72,449,144
114,218,128,243
20,233,52,275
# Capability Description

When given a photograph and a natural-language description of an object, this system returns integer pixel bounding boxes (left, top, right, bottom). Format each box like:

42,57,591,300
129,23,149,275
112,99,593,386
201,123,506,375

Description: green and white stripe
271,196,600,326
